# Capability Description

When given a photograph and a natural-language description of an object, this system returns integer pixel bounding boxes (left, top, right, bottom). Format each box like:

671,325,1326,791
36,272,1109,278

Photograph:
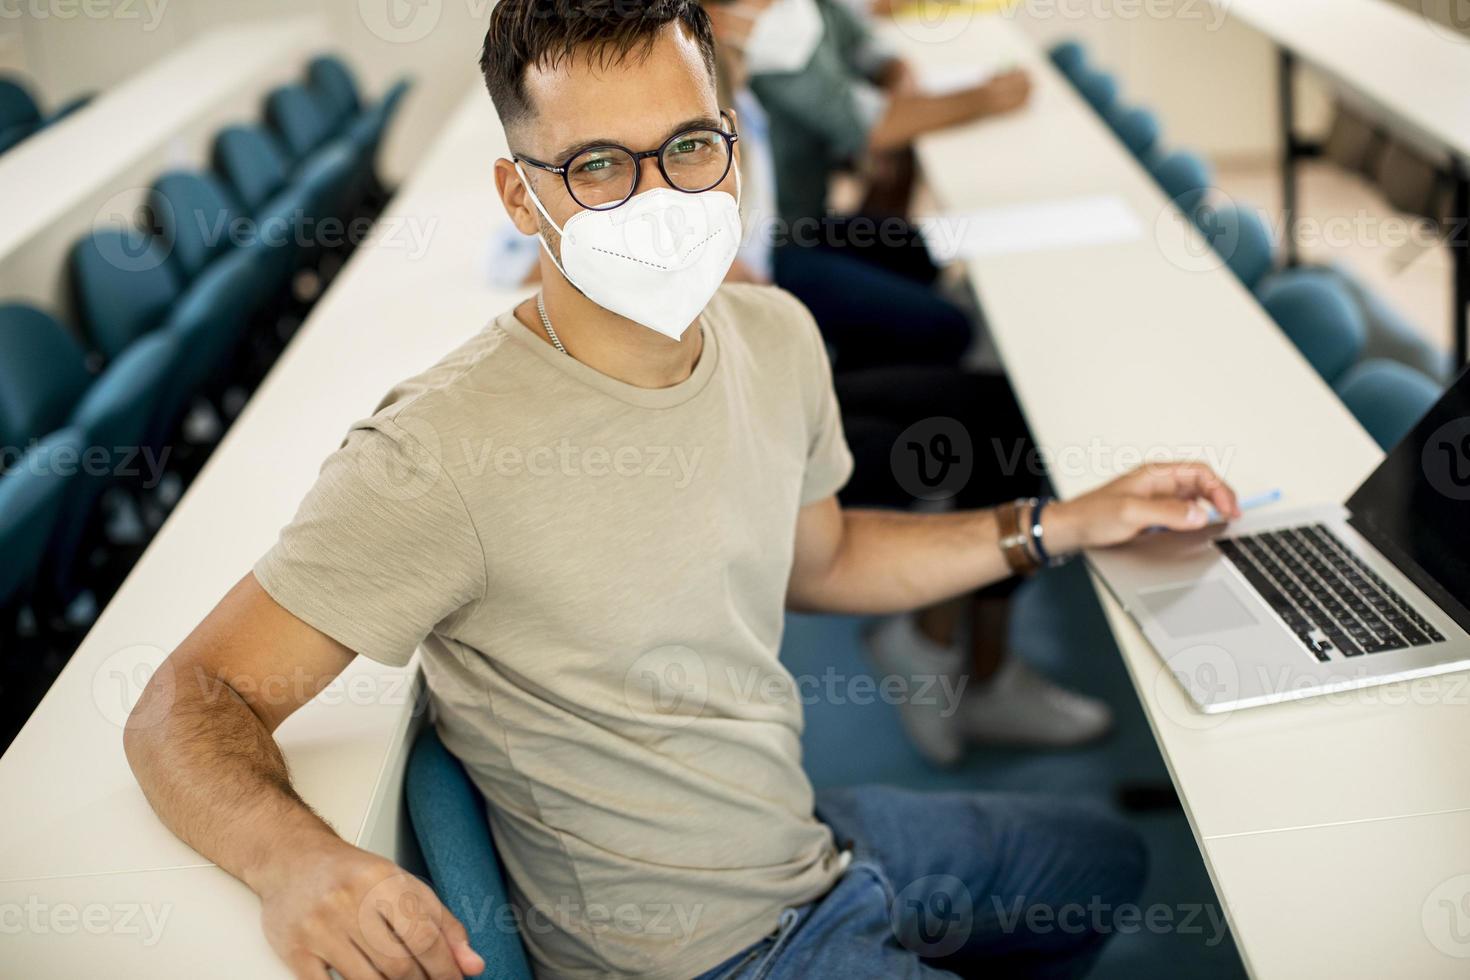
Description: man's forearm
867,87,992,152
123,666,342,897
789,507,1012,615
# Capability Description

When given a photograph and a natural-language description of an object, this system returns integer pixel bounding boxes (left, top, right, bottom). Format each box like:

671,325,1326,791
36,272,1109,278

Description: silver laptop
1088,368,1470,713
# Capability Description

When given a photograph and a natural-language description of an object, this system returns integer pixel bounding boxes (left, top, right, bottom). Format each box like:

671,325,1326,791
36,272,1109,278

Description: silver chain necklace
535,292,569,356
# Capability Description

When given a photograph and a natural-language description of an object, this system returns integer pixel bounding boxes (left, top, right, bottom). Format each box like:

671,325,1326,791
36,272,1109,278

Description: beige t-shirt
254,284,855,980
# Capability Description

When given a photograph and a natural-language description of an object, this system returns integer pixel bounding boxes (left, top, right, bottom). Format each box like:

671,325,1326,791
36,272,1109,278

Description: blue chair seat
406,727,533,980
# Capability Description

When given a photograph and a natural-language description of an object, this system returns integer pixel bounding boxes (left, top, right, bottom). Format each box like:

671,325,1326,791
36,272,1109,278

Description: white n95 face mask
736,0,824,76
517,163,742,341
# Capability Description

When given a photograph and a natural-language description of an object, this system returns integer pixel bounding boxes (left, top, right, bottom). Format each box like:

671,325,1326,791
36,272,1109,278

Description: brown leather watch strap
998,498,1041,576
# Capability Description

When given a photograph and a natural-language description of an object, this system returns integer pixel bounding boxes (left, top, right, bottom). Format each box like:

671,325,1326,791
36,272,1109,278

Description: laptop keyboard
1216,525,1444,662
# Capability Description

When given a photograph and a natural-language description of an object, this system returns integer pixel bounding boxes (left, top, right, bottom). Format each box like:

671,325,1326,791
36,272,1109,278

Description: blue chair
266,84,334,164
406,727,534,980
1317,264,1455,383
1048,40,1088,81
1075,67,1118,114
214,124,294,216
47,332,180,600
1105,103,1161,162
1150,150,1213,219
0,428,86,612
149,170,289,317
1336,359,1443,451
148,170,246,282
308,54,362,133
0,120,37,154
0,304,93,450
0,75,42,132
345,77,412,183
1196,204,1277,292
70,227,182,359
1259,276,1366,385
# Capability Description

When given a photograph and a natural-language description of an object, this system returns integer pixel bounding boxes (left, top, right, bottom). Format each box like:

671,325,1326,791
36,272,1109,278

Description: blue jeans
772,218,972,373
694,786,1148,980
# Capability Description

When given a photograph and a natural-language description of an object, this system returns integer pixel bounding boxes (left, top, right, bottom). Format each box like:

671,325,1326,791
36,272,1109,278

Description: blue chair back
308,54,361,127
0,428,86,609
0,75,41,129
406,727,534,980
1151,150,1213,218
1197,204,1276,292
0,121,38,154
0,304,93,449
50,331,179,599
266,84,333,163
1048,40,1087,81
1336,359,1443,451
214,125,292,215
1075,67,1119,114
160,247,266,399
149,170,245,281
1105,104,1160,161
70,227,182,359
1259,276,1366,385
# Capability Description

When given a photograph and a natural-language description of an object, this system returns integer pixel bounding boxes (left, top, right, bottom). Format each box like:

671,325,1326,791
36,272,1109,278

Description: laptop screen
1348,366,1470,633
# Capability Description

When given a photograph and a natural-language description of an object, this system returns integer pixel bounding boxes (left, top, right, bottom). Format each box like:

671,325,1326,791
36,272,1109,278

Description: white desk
1216,0,1470,162
0,17,327,322
0,87,524,978
1208,0,1470,365
888,13,1470,979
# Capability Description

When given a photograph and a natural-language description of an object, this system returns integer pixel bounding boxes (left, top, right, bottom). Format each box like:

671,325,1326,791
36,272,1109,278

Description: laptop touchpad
1140,582,1260,639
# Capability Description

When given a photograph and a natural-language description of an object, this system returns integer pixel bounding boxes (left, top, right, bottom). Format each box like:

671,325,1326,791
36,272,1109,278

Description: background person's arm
866,68,1032,152
124,573,484,980
787,462,1241,614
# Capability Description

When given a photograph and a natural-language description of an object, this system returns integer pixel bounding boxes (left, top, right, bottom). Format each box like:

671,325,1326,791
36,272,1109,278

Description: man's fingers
437,912,485,977
288,955,334,980
317,935,391,980
1134,462,1240,519
1127,495,1210,532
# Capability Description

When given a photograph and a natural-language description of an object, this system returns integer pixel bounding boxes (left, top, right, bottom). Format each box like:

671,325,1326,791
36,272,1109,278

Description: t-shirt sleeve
780,292,854,505
253,415,487,667
750,3,878,165
827,0,898,82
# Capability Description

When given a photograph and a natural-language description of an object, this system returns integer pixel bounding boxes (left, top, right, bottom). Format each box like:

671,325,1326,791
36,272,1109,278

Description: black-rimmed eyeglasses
514,115,739,212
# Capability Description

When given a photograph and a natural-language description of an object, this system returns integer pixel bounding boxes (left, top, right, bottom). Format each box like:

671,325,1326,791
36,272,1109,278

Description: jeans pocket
747,908,802,980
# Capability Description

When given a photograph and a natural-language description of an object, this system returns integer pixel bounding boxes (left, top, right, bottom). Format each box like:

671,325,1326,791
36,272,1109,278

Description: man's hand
976,68,1031,116
257,836,485,980
1045,462,1242,553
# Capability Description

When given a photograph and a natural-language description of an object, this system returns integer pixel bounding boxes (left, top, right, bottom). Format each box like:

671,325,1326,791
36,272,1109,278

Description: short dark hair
479,0,718,132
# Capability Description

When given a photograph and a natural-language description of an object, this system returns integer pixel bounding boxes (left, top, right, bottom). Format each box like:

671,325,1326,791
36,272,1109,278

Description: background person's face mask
516,163,742,341
730,0,825,76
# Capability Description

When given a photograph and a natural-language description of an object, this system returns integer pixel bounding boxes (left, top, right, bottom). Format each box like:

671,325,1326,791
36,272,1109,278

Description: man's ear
493,158,543,236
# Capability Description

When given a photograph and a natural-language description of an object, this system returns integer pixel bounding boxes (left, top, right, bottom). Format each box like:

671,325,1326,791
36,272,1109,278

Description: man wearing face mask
125,3,1244,979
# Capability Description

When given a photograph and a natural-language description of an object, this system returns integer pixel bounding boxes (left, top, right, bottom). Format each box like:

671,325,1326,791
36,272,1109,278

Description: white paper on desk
918,194,1143,264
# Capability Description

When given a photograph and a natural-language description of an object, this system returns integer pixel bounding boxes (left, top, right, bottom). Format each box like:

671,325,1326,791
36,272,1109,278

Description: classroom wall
0,0,496,184
8,0,1464,178
1000,0,1332,166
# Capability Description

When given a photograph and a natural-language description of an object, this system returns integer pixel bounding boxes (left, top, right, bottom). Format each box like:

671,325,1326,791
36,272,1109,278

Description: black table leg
1454,165,1469,368
1279,48,1300,269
